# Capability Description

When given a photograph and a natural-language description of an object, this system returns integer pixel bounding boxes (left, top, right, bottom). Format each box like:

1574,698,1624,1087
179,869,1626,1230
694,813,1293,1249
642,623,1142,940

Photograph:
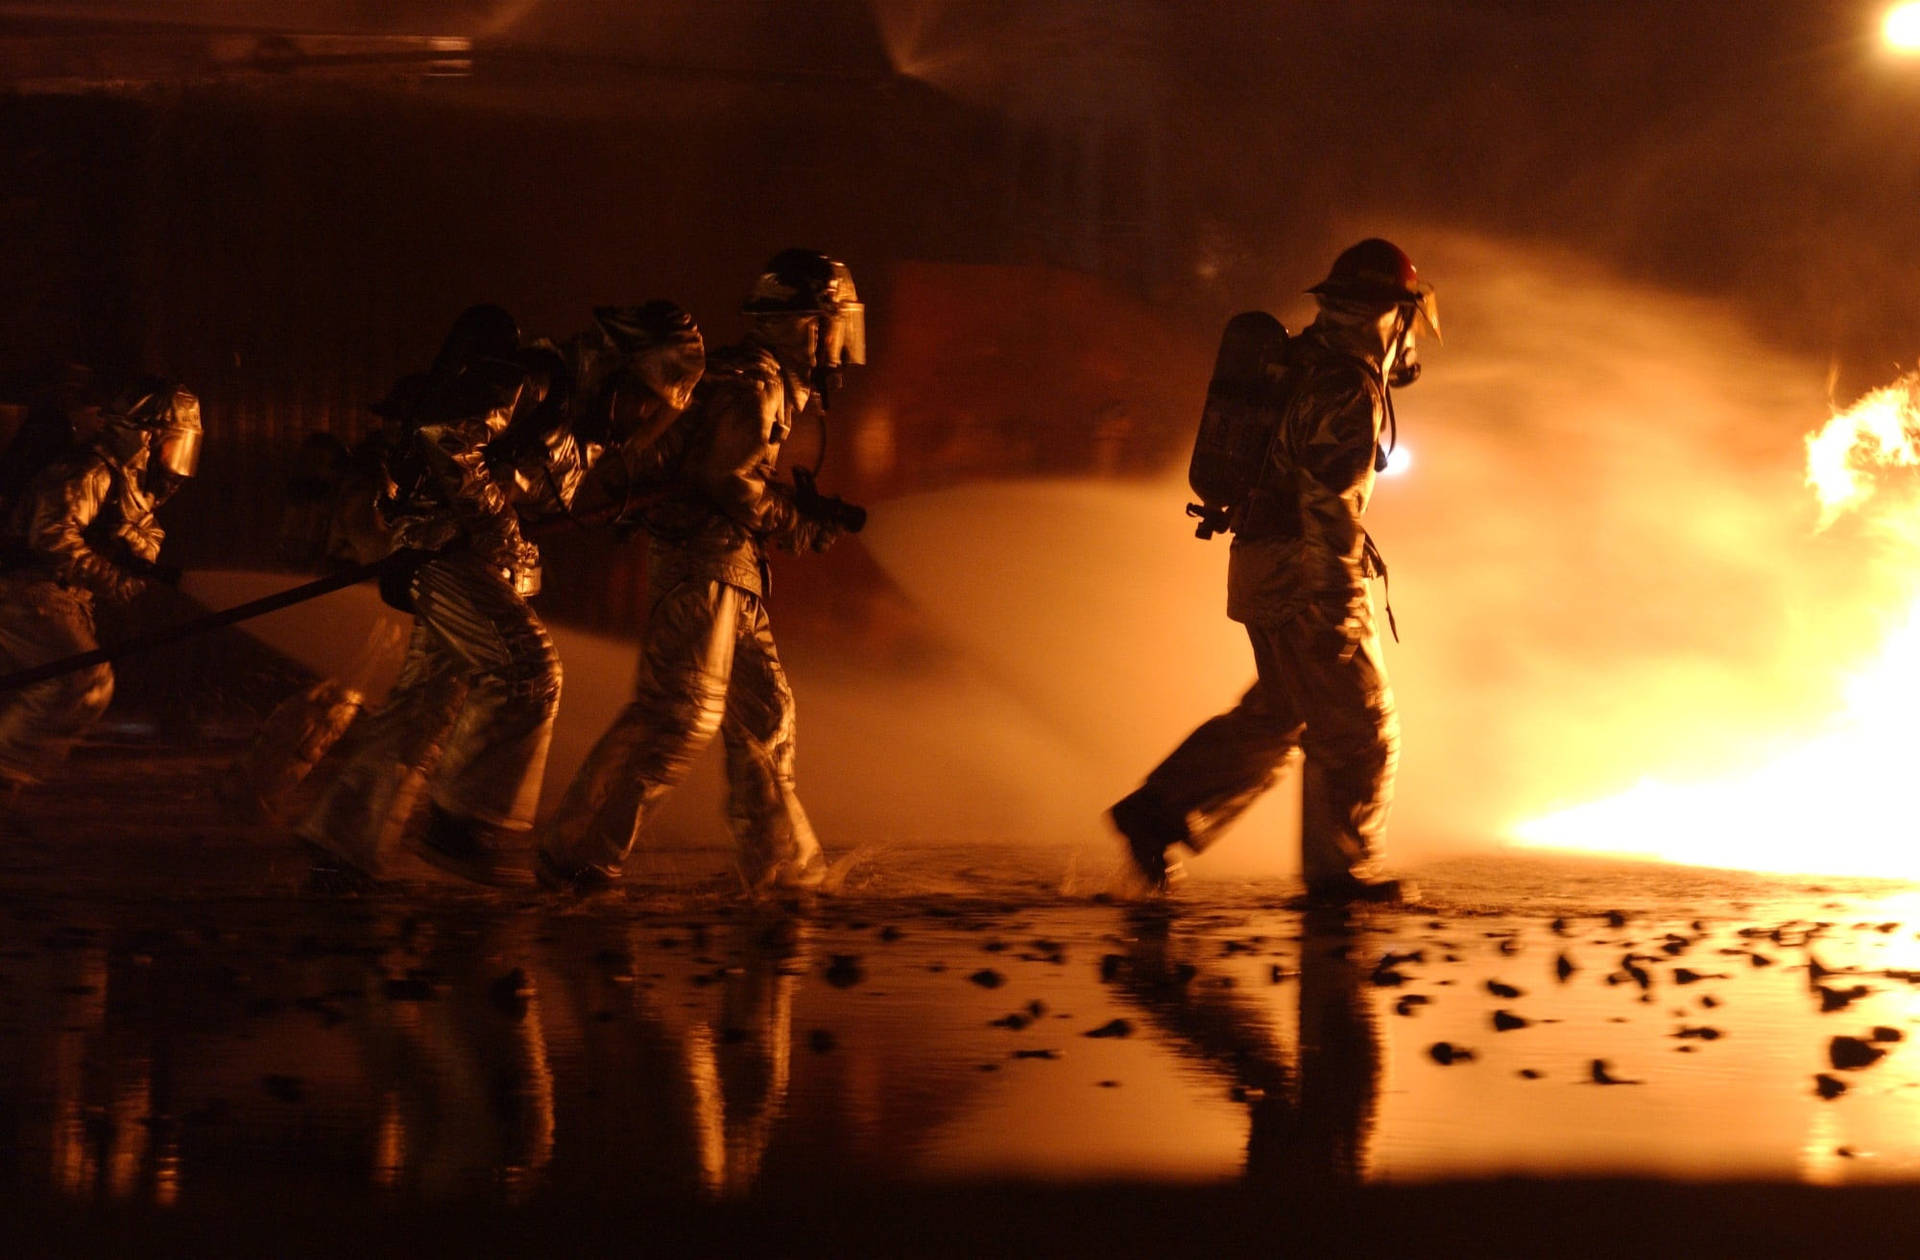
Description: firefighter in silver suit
1111,239,1438,903
296,305,562,889
538,251,868,896
0,381,202,794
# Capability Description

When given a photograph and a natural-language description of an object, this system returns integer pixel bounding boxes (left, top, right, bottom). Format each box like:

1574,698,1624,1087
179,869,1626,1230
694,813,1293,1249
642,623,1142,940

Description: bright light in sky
1381,445,1412,476
1886,2,1920,51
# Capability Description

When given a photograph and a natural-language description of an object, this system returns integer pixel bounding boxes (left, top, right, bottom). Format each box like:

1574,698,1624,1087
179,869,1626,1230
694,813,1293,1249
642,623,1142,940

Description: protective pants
541,578,823,891
0,580,114,787
296,551,560,872
1138,606,1398,883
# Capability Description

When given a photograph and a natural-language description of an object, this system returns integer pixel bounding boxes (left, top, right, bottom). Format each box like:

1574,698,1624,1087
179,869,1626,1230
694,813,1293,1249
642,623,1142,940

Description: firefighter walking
537,250,868,897
293,305,563,889
1110,239,1438,903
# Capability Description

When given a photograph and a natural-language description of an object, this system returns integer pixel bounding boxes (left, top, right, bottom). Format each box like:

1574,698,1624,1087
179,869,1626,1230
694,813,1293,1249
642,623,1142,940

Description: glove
377,547,435,614
791,467,867,534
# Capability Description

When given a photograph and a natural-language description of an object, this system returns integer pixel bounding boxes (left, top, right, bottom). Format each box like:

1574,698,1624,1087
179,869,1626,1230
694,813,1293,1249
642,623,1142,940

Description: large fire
1511,368,1920,876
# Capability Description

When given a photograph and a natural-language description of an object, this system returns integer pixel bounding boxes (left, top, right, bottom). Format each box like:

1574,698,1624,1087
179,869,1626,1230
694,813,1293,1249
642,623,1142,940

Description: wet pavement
10,746,1920,1253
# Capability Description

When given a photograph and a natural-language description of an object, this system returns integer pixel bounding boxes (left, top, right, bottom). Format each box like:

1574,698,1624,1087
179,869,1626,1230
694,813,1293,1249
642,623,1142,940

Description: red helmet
1309,238,1439,338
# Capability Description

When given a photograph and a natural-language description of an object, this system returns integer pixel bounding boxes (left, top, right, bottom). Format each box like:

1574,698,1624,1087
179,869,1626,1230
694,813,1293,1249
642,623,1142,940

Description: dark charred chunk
1830,1036,1887,1071
824,954,866,988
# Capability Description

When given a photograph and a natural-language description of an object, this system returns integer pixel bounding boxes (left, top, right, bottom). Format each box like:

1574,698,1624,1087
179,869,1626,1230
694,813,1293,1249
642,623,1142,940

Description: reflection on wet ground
11,750,1920,1248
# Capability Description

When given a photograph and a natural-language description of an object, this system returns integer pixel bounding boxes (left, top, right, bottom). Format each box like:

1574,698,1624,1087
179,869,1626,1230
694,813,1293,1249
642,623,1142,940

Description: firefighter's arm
759,479,842,553
686,371,779,524
27,458,148,602
674,369,847,552
570,417,691,528
416,413,535,565
695,370,863,551
1291,367,1383,494
502,429,595,520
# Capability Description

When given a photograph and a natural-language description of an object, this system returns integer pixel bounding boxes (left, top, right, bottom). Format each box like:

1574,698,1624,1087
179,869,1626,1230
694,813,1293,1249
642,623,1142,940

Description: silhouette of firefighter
1111,239,1438,903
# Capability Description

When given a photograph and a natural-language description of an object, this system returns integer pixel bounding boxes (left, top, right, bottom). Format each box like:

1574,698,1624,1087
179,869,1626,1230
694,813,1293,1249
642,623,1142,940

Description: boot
1108,789,1187,893
411,803,527,888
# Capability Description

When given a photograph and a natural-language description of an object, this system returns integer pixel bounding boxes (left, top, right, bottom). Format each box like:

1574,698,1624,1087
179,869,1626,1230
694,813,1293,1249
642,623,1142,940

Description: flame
1512,369,1920,876
1805,370,1920,529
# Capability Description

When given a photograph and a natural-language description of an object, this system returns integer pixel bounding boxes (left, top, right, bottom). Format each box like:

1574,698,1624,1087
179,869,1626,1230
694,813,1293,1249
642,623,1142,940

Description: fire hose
0,465,869,696
0,557,396,696
0,501,614,698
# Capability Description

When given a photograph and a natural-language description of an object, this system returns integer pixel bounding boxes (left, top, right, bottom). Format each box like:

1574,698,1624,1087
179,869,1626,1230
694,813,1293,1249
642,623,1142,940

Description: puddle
8,759,1920,1210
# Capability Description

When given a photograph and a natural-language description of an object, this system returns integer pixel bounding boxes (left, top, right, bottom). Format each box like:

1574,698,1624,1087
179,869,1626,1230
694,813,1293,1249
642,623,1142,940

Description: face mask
145,467,188,504
821,303,866,368
810,304,867,410
1387,316,1421,390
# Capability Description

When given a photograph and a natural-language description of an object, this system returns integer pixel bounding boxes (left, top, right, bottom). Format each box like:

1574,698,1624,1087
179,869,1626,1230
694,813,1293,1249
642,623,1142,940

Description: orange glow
1513,370,1920,876
1887,3,1920,52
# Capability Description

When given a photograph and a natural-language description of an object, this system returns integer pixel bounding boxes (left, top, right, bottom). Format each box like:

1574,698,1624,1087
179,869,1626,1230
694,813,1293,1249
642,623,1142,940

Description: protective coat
0,441,161,785
1136,326,1400,882
297,372,563,869
541,340,840,891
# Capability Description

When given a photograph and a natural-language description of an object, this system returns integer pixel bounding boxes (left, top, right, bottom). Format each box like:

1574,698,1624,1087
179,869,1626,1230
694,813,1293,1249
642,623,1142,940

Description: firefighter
291,303,706,892
0,380,202,796
1110,239,1438,903
294,304,559,890
537,250,868,896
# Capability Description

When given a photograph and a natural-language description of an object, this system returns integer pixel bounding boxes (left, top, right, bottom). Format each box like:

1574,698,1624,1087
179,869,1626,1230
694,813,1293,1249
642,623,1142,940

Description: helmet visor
1409,286,1440,343
824,302,866,367
153,426,201,480
153,393,202,479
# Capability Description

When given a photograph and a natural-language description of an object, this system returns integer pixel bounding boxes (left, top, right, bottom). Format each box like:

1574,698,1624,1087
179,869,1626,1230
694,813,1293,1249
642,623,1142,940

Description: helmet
107,377,202,480
744,249,865,367
431,303,520,377
592,300,706,410
1308,238,1440,340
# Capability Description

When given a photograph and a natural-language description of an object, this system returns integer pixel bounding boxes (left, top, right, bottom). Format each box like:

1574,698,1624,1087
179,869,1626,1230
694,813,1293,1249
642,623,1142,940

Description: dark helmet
106,376,202,480
431,303,520,377
743,249,865,368
1309,238,1439,339
594,300,697,354
592,300,706,412
744,249,857,314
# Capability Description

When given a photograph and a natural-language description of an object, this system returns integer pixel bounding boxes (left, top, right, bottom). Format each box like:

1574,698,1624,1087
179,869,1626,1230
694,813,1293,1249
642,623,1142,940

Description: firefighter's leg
1286,609,1399,885
539,580,740,881
294,619,466,874
1125,623,1307,854
413,553,562,833
719,596,824,891
0,584,114,788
